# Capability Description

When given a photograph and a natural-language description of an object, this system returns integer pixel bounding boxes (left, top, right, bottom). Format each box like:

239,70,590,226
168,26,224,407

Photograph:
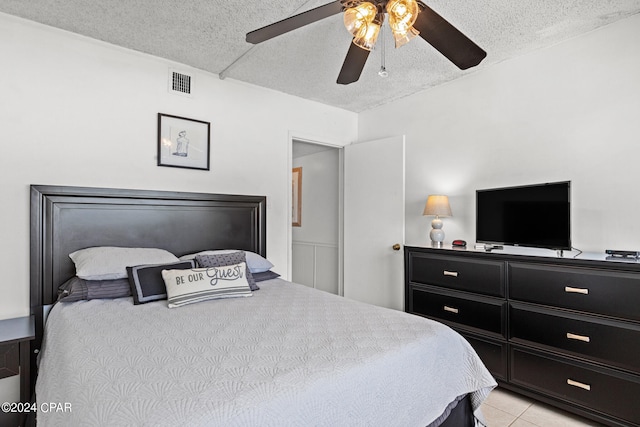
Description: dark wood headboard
29,185,266,391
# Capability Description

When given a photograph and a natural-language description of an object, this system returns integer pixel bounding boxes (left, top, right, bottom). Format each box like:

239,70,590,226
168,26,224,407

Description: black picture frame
157,113,210,170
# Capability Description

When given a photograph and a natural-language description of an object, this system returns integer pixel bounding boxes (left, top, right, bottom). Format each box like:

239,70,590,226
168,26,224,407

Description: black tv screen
476,181,571,250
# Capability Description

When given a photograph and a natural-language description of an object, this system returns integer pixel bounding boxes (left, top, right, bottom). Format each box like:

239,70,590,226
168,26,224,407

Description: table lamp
423,195,452,247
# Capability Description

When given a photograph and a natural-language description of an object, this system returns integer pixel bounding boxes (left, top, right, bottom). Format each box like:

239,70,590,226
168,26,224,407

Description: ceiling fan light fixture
353,12,383,51
392,25,420,48
343,2,377,38
387,0,419,27
386,0,420,47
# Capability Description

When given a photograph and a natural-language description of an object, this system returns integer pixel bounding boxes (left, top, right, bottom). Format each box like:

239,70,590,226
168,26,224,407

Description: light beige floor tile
510,419,539,427
519,402,605,427
483,387,534,417
480,403,518,427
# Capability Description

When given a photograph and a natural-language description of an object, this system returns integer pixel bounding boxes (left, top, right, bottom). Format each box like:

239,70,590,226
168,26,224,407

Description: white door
343,136,405,310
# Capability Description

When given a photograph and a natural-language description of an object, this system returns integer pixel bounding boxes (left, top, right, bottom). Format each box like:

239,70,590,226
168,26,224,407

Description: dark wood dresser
404,246,640,427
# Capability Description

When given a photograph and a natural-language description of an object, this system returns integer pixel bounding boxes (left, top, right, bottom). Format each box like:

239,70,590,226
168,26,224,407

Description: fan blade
413,2,486,70
246,1,343,44
337,42,371,85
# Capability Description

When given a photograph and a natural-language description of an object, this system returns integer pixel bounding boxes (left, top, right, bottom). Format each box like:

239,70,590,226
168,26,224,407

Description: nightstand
0,316,35,427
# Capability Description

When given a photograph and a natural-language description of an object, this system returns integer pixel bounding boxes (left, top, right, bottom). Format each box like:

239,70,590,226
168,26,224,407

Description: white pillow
162,263,252,308
69,246,179,280
179,250,274,273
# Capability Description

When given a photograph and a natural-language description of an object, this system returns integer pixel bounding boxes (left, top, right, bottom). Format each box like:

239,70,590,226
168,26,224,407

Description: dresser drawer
511,347,640,426
409,253,505,297
410,287,506,337
510,304,640,373
461,333,507,380
509,262,640,321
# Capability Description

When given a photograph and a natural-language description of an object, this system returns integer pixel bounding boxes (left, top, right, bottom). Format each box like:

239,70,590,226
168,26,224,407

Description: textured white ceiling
2,0,639,112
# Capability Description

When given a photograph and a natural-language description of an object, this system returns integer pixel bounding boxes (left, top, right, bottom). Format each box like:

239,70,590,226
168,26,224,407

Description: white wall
292,148,340,294
359,14,640,254
0,12,357,322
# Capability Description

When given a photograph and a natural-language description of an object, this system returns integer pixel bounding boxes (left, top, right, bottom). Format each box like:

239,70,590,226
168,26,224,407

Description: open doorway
291,140,341,295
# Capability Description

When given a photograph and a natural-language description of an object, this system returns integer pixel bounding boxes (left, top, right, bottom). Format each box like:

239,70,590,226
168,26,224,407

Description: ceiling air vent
168,69,193,97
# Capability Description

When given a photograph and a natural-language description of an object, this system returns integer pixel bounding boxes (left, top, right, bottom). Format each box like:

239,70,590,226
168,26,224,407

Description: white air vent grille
168,69,193,96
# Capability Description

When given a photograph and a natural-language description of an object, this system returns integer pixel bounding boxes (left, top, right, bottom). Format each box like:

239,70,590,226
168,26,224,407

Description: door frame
287,132,345,295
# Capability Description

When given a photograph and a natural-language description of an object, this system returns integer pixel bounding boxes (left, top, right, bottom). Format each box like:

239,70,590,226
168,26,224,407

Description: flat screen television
476,181,571,250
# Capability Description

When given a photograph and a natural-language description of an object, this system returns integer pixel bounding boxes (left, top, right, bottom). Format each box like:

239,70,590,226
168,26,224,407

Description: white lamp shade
423,195,452,217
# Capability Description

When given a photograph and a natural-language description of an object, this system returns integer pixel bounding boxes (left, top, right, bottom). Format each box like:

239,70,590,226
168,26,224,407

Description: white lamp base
430,217,445,247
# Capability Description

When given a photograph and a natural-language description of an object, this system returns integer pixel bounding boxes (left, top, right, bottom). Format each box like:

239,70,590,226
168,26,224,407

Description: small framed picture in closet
292,167,302,227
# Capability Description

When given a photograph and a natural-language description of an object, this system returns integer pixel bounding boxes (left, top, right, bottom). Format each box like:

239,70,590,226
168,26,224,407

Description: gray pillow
181,250,274,273
58,276,132,302
252,270,280,282
195,252,259,291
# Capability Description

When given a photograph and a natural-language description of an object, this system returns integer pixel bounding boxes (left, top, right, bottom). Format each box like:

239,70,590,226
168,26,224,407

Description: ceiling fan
246,0,487,85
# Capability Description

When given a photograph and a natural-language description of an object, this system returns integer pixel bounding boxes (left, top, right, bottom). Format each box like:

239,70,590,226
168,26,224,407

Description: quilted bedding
36,279,496,426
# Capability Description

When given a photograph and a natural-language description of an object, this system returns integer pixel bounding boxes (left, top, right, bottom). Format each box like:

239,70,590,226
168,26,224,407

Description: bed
29,185,496,426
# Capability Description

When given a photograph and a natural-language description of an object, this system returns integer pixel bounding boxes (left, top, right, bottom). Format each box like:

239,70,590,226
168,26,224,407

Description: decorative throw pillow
127,260,195,305
162,263,252,308
195,252,259,291
70,246,179,280
57,277,132,302
180,250,274,273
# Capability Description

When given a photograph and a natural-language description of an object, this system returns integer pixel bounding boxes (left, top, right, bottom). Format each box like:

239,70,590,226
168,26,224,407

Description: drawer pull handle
443,271,459,277
567,332,590,343
564,286,589,295
443,305,459,314
567,379,591,391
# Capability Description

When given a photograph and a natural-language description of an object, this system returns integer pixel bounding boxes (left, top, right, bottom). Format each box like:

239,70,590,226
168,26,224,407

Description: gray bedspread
36,279,496,426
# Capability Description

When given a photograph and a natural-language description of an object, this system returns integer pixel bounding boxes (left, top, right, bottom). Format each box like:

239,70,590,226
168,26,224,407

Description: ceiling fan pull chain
379,21,389,78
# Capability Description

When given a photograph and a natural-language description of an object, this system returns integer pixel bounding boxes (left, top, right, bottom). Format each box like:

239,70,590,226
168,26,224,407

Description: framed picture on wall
292,167,302,227
157,113,210,170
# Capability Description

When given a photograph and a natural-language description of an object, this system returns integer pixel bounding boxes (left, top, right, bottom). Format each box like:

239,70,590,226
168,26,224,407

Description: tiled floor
480,387,605,426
